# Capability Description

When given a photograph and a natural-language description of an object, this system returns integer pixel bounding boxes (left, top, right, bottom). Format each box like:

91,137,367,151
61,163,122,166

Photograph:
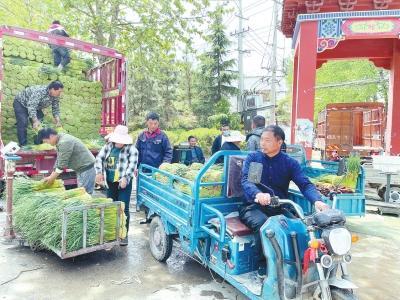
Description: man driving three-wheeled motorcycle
136,125,359,300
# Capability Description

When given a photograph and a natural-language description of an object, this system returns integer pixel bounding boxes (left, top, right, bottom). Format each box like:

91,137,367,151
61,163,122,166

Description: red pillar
292,21,318,159
387,40,400,155
290,54,299,144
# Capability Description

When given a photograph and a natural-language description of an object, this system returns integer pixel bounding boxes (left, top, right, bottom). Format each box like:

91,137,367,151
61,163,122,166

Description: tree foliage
0,0,60,30
192,5,237,126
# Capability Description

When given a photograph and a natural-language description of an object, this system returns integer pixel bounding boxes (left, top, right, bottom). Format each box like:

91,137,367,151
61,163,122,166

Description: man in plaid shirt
13,80,63,146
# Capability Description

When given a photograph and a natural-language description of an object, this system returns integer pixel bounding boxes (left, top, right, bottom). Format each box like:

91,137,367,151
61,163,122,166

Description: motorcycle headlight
322,227,352,255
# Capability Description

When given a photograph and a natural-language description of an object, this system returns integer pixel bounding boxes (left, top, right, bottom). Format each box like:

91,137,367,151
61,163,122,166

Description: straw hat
223,130,246,143
108,125,133,145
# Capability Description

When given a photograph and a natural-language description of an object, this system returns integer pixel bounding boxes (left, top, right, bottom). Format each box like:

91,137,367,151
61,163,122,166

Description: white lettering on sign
38,36,49,41
13,31,25,36
65,42,75,47
116,53,122,58
92,48,101,53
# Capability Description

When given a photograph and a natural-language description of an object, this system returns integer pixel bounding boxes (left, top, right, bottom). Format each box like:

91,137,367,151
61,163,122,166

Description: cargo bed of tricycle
136,151,248,254
286,145,365,217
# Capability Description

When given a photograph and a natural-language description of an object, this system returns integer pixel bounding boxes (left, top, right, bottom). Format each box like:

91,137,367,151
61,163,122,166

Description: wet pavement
1,202,399,299
0,206,243,300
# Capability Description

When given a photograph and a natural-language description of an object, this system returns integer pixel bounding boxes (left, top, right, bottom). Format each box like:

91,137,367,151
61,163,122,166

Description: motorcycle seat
208,213,253,237
225,216,253,237
313,209,346,227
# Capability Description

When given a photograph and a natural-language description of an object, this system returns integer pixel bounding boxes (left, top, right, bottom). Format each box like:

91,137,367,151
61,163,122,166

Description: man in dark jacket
240,125,329,276
47,20,70,70
241,125,328,224
211,121,230,155
184,136,205,165
136,112,173,168
215,131,245,164
246,115,265,151
14,81,63,146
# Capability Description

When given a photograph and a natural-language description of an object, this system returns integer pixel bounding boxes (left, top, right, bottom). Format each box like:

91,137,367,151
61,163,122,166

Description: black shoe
120,237,128,246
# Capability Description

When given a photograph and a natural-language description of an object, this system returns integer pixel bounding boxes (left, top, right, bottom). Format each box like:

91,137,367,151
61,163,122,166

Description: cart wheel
30,242,42,252
149,216,172,262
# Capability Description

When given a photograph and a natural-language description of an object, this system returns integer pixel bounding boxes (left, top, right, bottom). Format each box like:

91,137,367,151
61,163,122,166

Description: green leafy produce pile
311,154,362,196
155,163,224,198
12,177,126,253
1,37,103,144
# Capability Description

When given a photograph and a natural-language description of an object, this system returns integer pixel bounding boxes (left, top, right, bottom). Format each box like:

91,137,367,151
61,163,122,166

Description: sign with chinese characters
342,19,400,36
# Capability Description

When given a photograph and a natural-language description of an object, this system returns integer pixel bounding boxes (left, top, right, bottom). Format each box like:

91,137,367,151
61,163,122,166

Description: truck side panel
326,110,353,155
362,107,385,149
315,103,385,158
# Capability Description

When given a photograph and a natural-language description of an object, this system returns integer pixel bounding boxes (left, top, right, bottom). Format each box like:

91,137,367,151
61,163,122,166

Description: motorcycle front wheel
312,287,358,300
330,288,358,300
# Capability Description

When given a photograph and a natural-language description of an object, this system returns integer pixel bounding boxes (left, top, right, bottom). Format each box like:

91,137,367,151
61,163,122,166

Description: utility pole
270,0,279,124
238,0,244,113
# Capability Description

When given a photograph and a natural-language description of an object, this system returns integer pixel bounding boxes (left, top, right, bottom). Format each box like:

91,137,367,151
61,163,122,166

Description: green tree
0,0,60,29
193,5,237,125
0,0,215,130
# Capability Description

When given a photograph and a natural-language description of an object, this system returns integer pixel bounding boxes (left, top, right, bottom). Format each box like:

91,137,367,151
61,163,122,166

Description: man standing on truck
37,128,96,194
240,125,329,276
13,81,63,146
47,20,71,70
246,115,265,151
136,112,173,168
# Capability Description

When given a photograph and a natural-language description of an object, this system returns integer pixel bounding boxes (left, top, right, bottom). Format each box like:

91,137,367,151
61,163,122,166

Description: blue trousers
13,98,44,146
239,203,283,260
106,180,132,232
52,47,70,67
77,167,96,195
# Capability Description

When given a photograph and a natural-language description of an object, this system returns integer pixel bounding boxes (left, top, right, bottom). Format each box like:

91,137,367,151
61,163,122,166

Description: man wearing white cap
215,130,245,163
95,125,138,246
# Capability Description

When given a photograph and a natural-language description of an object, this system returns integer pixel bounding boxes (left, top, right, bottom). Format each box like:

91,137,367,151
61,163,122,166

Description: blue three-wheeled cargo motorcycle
137,151,359,300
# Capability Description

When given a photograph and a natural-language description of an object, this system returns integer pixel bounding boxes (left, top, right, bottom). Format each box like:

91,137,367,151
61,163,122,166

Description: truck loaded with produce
1,25,128,258
0,25,127,187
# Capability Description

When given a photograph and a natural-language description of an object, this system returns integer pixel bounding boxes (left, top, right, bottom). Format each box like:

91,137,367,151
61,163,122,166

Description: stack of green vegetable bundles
12,177,126,253
155,162,224,198
1,37,103,144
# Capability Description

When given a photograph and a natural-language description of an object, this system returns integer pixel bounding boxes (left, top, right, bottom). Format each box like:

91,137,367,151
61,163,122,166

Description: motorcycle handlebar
254,197,305,221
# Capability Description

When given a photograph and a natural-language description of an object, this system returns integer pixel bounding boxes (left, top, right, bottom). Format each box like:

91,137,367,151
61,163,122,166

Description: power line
243,0,268,12
245,5,273,19
246,30,268,51
316,79,386,89
244,40,266,56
